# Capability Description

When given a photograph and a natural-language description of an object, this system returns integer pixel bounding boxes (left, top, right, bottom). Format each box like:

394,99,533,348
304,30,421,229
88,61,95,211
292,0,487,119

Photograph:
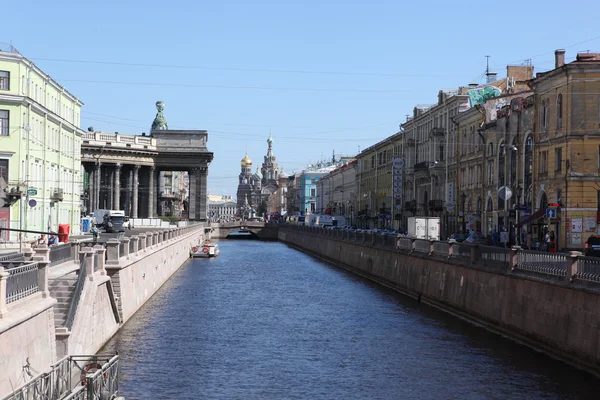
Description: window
555,147,562,172
0,71,9,90
557,93,563,129
439,144,444,161
487,161,494,186
0,110,8,136
0,159,8,183
556,189,562,204
539,151,548,174
542,99,548,131
310,188,316,197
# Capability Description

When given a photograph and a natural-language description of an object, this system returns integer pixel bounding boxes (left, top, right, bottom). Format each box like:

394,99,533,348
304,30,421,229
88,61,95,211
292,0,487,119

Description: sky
2,0,600,197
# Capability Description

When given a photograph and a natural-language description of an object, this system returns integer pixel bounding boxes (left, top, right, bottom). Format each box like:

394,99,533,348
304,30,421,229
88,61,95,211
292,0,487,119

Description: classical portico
81,102,213,220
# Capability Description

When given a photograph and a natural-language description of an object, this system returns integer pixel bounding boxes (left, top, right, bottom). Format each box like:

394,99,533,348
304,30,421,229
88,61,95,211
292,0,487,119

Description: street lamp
515,183,523,245
461,193,467,233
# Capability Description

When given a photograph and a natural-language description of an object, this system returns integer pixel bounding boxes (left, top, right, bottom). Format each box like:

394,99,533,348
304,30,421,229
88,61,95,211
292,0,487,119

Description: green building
0,43,84,242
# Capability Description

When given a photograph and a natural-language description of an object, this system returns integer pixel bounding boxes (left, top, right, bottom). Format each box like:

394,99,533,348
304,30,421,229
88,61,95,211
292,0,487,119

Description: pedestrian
91,224,99,242
545,231,551,251
48,233,59,246
37,234,47,246
526,231,532,250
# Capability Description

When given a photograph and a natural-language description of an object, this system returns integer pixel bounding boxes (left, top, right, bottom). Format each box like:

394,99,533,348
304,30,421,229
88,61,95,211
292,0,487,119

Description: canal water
102,240,600,399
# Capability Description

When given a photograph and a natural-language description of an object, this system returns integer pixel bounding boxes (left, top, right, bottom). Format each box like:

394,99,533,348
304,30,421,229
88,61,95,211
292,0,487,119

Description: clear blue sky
3,0,600,197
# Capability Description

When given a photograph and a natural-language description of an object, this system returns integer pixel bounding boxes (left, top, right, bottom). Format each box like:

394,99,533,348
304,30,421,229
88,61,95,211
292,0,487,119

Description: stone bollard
153,232,160,247
509,246,521,272
94,245,107,275
122,237,131,259
32,245,50,298
80,247,95,281
0,267,9,317
70,240,80,262
105,239,121,265
567,251,582,282
146,232,154,248
130,235,140,256
447,239,456,258
410,238,416,252
138,234,147,252
429,239,436,256
22,244,34,261
470,244,479,264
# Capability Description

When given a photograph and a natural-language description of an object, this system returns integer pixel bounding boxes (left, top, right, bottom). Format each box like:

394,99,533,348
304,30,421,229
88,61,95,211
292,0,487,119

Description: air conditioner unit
51,188,64,202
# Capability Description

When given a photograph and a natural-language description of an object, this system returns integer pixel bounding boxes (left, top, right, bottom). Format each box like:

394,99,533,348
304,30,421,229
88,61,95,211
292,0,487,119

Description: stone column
198,166,208,221
122,237,130,259
94,163,102,210
0,267,9,317
105,239,121,265
108,168,114,209
88,163,94,213
113,163,121,210
94,244,106,275
148,166,156,218
133,165,140,218
80,247,95,282
188,168,197,220
138,233,147,252
127,168,133,217
33,245,50,298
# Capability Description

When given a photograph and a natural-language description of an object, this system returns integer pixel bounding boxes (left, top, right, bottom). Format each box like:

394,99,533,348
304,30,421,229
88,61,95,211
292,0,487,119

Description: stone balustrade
281,225,600,285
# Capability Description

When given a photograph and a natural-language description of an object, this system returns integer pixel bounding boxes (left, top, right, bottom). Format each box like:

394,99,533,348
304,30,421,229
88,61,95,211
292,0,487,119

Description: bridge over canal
208,221,279,240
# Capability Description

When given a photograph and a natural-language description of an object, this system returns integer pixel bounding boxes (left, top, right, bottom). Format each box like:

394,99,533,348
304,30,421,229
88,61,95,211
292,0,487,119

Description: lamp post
461,193,467,233
515,183,523,246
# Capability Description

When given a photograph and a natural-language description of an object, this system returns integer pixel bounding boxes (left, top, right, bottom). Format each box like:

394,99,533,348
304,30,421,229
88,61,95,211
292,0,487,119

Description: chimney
486,72,498,84
555,49,566,68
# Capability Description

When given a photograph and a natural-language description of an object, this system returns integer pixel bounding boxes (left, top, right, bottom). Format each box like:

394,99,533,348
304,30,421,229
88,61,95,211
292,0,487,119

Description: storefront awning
517,208,546,227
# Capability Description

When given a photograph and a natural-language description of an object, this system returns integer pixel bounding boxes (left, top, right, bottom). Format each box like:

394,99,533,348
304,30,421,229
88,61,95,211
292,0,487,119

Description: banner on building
392,156,404,210
466,85,502,107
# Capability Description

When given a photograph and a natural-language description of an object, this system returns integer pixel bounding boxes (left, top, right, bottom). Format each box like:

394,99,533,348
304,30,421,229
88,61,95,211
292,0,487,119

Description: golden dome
241,153,252,167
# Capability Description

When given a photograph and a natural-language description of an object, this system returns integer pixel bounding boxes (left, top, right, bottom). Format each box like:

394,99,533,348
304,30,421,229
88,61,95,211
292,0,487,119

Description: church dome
253,167,262,181
241,153,252,167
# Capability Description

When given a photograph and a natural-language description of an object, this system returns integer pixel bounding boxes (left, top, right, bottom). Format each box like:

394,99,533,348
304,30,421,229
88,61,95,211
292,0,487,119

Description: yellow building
528,50,600,250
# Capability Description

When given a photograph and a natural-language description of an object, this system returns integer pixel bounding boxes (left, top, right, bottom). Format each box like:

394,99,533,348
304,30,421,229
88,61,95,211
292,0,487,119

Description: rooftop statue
151,101,168,131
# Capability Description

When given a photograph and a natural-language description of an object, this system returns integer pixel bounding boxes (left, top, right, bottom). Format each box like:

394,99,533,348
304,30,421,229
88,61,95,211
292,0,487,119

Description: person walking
91,224,99,242
545,231,551,251
526,231,532,250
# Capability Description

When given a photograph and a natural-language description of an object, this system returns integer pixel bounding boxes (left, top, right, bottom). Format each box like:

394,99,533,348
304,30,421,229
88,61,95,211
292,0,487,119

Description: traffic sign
28,199,37,208
27,188,37,196
546,208,557,219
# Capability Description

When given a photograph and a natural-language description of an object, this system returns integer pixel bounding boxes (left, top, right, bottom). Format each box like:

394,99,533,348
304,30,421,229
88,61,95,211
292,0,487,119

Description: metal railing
49,244,72,266
433,241,449,256
1,354,119,400
576,256,600,283
6,262,39,303
0,252,24,262
451,243,472,260
516,251,567,277
65,258,88,329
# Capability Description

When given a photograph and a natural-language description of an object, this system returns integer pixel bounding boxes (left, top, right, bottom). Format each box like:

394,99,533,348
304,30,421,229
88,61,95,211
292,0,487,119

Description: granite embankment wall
278,227,600,377
0,225,204,398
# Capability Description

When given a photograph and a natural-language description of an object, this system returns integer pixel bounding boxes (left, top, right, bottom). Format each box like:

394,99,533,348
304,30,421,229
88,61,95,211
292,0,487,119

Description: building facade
0,43,84,241
527,50,600,250
207,194,237,222
315,160,357,225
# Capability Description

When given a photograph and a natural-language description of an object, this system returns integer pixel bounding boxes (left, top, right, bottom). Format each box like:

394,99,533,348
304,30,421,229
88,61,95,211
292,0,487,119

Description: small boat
190,240,220,258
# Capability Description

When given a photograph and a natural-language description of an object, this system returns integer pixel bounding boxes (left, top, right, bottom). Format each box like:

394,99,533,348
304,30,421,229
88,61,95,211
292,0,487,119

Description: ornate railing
6,262,39,303
0,252,24,262
413,239,430,253
576,256,600,283
516,251,567,277
433,241,449,256
49,244,72,266
479,245,509,266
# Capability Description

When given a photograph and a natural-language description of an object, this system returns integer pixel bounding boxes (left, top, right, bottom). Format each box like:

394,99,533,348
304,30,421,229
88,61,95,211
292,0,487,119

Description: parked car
585,236,600,257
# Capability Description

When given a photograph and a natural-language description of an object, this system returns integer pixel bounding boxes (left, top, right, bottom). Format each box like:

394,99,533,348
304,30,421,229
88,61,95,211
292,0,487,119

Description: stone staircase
49,272,78,327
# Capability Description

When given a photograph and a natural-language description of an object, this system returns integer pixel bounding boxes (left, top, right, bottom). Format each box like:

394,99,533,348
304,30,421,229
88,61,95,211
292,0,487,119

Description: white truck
407,217,440,240
93,209,126,233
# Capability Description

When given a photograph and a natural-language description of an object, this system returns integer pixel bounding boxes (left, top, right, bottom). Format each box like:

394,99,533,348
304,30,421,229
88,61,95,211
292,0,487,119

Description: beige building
527,50,600,250
355,132,403,230
315,160,357,225
267,171,288,219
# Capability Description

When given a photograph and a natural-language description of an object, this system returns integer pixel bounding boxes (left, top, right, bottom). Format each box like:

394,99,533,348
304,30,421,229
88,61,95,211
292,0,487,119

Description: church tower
236,153,255,213
261,133,279,187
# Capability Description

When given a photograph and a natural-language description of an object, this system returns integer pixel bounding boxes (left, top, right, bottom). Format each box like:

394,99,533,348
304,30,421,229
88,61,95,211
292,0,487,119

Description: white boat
190,241,220,258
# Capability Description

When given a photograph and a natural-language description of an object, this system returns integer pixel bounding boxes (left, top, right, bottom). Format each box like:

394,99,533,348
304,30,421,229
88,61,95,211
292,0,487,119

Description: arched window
487,142,494,157
557,93,563,129
470,126,475,153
